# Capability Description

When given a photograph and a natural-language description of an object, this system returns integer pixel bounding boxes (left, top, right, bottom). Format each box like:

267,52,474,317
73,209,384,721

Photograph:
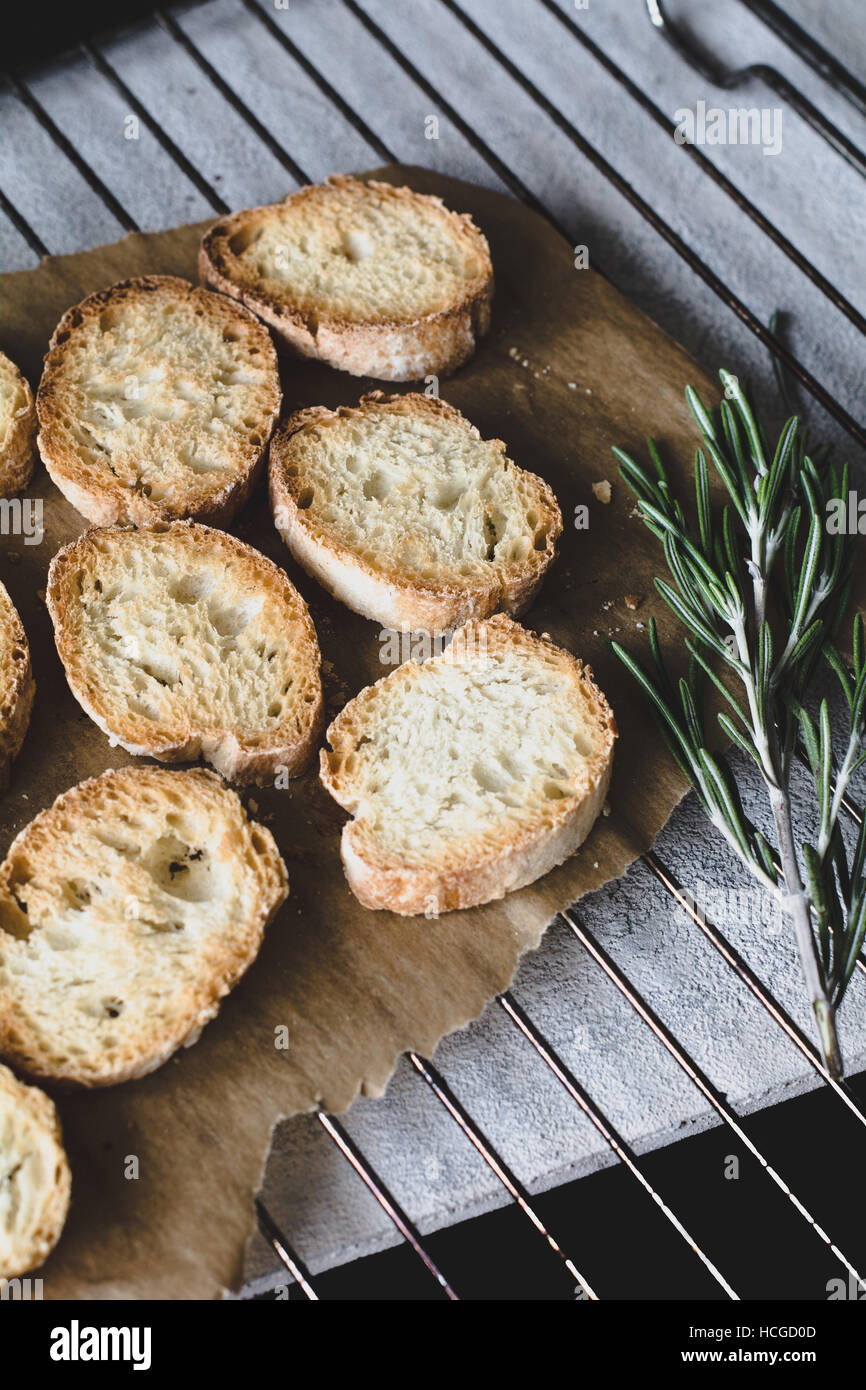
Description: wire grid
2,0,865,1300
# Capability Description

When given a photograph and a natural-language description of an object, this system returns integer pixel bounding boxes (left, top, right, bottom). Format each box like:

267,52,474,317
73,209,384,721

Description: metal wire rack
2,0,865,1301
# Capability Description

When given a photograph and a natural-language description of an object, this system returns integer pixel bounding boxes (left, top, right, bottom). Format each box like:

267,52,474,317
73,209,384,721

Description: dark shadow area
263,1069,866,1300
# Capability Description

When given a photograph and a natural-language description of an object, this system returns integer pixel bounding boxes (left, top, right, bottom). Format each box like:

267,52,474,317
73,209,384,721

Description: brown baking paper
0,166,791,1299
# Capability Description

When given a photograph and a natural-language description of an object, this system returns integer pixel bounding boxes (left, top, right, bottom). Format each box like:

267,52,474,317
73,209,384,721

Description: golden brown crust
46,521,324,785
0,766,289,1086
0,1063,71,1278
199,176,494,381
0,580,34,796
36,275,281,527
269,391,562,631
0,351,37,496
320,615,617,915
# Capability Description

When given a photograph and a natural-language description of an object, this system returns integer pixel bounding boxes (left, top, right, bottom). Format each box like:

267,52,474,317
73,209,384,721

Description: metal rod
317,1111,459,1300
561,905,866,1288
255,1200,320,1300
440,0,866,451
82,41,229,214
0,184,48,259
155,8,311,187
740,0,866,122
645,0,866,181
407,1050,598,1299
342,0,563,231
497,993,739,1299
642,848,866,1120
242,0,397,163
539,0,866,342
5,72,139,233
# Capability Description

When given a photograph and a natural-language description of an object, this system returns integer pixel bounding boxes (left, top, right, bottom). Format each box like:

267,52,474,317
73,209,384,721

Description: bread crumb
624,594,643,610
602,802,611,817
592,480,611,504
567,382,577,390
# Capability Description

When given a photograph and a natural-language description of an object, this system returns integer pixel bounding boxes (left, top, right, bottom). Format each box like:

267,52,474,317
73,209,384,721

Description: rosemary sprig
611,369,860,1078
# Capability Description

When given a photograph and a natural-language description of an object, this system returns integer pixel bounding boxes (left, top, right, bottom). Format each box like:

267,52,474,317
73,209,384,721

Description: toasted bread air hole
340,229,374,263
484,512,500,562
170,574,214,604
132,657,180,689
61,880,94,911
229,226,262,256
434,482,465,512
128,696,160,722
297,488,314,510
542,781,568,800
209,599,256,638
362,470,393,503
0,876,31,939
143,834,211,904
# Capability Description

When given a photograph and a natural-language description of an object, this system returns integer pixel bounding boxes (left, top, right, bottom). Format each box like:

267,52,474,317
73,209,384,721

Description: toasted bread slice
269,392,562,631
320,615,616,915
46,522,323,785
0,581,34,794
0,766,288,1086
199,176,493,380
0,1063,70,1278
36,275,281,527
0,350,37,496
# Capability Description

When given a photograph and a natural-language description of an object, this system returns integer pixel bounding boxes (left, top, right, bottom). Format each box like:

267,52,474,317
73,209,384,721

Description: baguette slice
0,580,34,794
199,176,493,381
270,392,562,631
0,766,288,1086
46,521,323,786
320,614,616,915
36,275,281,527
0,350,37,496
0,1063,70,1278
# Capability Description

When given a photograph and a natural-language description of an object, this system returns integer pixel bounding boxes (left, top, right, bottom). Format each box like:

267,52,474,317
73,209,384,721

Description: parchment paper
0,166,773,1299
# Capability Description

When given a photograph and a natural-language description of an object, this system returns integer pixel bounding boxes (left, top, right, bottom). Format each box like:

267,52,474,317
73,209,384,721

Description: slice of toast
320,614,616,915
269,391,562,631
36,275,281,527
0,766,288,1086
46,521,323,785
0,580,34,794
199,175,493,381
0,1063,70,1278
0,350,37,496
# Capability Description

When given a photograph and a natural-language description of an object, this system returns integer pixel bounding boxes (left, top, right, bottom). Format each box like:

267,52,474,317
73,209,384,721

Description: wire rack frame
2,0,865,1301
